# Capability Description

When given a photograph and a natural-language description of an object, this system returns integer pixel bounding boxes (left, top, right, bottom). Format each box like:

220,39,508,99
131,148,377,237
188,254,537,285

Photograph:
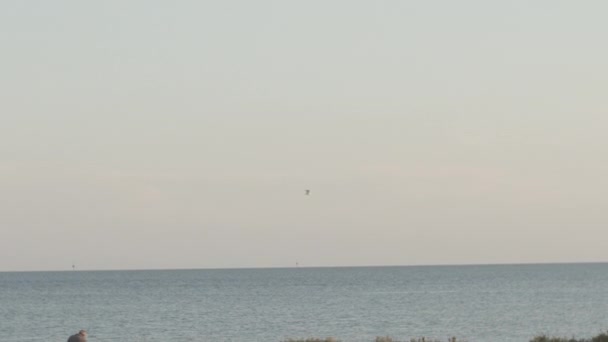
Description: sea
1,263,607,342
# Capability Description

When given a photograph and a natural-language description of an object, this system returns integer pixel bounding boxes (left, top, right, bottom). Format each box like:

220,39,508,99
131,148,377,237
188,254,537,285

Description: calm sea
1,263,607,342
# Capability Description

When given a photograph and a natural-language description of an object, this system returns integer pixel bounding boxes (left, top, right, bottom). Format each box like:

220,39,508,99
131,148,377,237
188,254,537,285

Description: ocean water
1,263,607,342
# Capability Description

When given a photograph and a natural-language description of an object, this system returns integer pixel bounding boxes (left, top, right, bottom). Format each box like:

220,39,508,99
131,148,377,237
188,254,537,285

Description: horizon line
2,260,607,273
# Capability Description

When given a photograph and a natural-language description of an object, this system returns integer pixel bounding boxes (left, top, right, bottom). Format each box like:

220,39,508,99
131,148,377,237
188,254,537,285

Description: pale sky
1,1,607,271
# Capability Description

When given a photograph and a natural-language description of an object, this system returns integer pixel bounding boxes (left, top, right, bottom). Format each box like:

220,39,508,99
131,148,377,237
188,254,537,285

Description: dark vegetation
282,332,608,342
282,337,462,342
530,332,608,342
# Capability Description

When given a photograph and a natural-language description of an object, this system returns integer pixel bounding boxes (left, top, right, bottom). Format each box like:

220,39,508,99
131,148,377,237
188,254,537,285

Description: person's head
78,330,87,337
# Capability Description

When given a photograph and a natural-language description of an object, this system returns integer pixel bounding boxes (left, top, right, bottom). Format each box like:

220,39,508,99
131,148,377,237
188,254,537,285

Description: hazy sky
2,1,608,271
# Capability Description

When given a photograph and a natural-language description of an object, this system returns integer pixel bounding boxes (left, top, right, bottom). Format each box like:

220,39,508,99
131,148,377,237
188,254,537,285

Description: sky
1,1,608,271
